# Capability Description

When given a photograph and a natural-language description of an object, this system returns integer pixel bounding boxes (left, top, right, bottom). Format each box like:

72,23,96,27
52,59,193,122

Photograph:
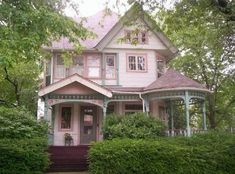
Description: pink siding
54,82,96,95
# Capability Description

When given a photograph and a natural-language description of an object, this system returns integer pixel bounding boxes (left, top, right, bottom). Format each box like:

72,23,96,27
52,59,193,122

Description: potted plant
64,133,73,146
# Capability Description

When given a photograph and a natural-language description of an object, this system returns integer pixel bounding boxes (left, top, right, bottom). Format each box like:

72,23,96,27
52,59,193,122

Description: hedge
0,107,49,174
102,112,166,140
89,132,235,174
0,138,49,174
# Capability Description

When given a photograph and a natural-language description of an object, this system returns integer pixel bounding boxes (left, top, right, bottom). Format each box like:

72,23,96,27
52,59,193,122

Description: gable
95,3,178,60
39,74,112,97
53,82,96,95
105,19,167,50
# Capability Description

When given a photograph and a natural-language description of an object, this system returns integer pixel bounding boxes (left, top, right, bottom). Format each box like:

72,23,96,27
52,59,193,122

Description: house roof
144,69,209,93
38,74,112,97
45,10,119,50
44,3,178,59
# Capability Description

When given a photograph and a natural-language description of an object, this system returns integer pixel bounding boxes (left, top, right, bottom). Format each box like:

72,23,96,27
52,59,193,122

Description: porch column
144,99,150,116
202,100,207,130
44,95,53,145
184,91,191,137
170,100,174,136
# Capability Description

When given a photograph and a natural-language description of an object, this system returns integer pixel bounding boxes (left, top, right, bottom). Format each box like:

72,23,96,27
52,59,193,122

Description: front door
80,106,97,144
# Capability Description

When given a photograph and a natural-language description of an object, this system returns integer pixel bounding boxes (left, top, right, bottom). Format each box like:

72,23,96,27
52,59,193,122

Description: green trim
116,53,119,85
102,53,105,86
202,101,207,130
185,91,191,137
48,94,104,100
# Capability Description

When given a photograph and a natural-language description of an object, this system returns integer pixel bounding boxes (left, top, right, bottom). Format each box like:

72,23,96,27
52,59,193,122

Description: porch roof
144,69,209,93
108,69,210,94
38,74,112,98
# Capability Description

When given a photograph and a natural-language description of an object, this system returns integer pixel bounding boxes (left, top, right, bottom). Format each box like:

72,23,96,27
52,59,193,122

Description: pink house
39,3,209,156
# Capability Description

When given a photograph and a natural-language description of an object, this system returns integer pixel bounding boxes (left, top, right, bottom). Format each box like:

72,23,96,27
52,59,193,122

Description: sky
65,0,130,17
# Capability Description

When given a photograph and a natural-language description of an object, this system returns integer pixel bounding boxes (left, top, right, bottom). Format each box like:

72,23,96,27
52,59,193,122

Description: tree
156,0,235,128
0,60,40,113
0,0,93,112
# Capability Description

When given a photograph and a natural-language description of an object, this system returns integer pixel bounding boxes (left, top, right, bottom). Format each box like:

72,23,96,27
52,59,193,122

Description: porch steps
47,145,90,172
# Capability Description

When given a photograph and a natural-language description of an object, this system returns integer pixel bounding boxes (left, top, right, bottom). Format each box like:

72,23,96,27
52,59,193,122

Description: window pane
88,67,100,77
61,107,71,129
57,55,64,65
106,56,114,67
106,55,115,78
73,56,84,66
141,32,147,44
83,114,93,135
126,31,131,43
87,56,100,66
128,56,136,70
137,56,146,70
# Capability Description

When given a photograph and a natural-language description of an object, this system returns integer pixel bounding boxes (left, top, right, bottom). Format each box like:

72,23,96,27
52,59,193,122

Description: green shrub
0,138,49,174
0,106,49,174
0,106,48,139
102,112,166,139
89,132,235,174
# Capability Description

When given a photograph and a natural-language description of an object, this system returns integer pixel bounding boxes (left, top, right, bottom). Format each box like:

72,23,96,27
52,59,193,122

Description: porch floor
47,145,89,172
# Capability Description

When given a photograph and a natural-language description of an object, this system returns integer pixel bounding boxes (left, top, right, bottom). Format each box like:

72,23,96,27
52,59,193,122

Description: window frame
105,54,116,79
59,104,73,131
86,55,101,79
126,53,148,72
124,30,148,44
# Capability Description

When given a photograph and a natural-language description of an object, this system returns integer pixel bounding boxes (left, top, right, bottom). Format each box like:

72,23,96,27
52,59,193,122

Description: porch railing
165,129,207,137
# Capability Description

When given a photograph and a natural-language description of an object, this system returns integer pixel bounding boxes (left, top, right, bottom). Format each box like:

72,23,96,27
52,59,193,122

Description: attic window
125,30,148,44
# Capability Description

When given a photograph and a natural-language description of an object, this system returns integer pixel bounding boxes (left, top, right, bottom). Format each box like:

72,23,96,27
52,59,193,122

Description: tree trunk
207,94,216,128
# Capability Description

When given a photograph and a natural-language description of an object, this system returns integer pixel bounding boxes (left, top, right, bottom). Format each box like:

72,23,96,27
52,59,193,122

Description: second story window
105,54,116,79
157,60,165,77
71,56,84,76
127,54,147,72
87,55,101,78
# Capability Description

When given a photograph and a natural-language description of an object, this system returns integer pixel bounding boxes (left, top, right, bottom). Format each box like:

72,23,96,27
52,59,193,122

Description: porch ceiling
39,74,112,98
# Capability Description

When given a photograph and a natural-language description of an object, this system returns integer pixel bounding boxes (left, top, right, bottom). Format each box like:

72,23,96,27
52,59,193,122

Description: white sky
65,0,130,17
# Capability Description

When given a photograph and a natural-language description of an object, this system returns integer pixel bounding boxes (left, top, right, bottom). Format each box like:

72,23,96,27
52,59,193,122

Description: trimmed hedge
89,132,235,174
102,112,166,139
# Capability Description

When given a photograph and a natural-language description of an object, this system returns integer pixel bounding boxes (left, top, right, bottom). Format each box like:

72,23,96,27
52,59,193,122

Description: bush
89,132,235,174
0,138,49,174
102,112,166,139
0,106,48,139
0,106,49,174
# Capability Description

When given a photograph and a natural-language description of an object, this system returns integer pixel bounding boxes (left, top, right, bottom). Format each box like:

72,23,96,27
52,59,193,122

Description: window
55,54,66,78
124,104,143,115
157,60,165,77
125,30,148,44
105,55,116,79
140,31,147,44
127,54,147,72
71,56,84,76
87,55,101,78
61,107,72,130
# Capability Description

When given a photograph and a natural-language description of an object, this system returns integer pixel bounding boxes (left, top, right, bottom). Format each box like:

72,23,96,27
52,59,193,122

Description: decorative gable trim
95,3,178,60
39,74,112,97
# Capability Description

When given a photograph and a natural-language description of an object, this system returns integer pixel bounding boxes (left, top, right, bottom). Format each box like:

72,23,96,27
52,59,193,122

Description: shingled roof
144,69,207,92
47,10,119,50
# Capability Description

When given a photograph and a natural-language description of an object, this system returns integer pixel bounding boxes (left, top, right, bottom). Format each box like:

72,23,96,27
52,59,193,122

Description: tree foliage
155,0,235,128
